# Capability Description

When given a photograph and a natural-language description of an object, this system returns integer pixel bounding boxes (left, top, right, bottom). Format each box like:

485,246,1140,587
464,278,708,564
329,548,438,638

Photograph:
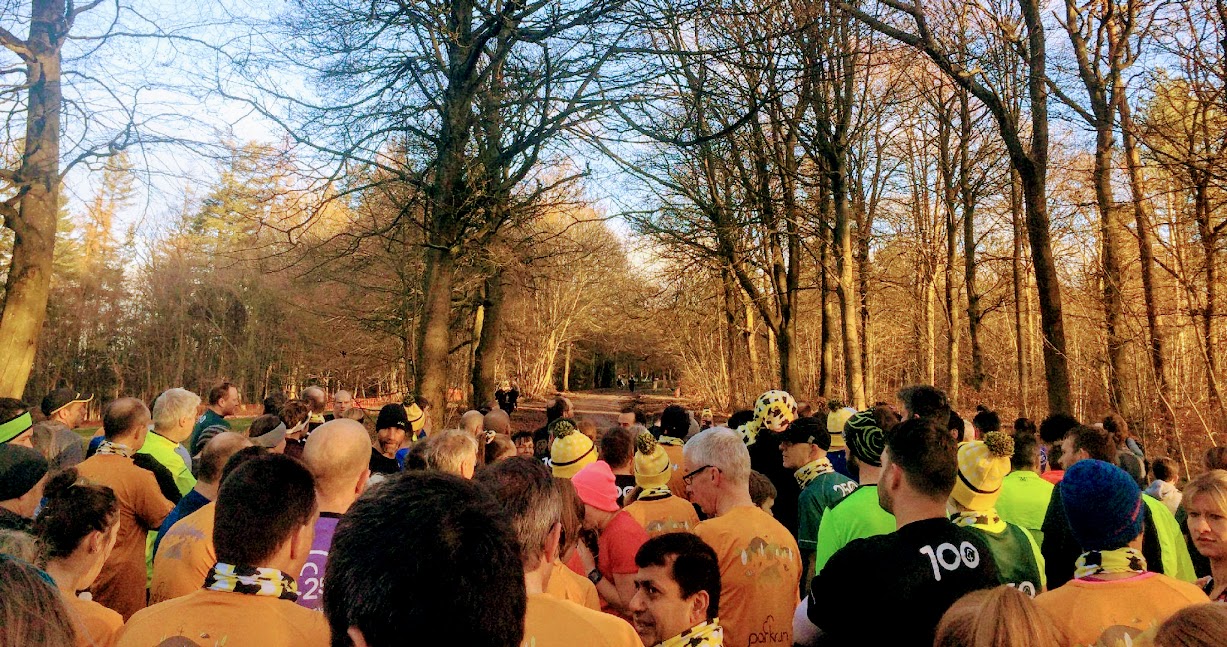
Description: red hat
572,460,619,512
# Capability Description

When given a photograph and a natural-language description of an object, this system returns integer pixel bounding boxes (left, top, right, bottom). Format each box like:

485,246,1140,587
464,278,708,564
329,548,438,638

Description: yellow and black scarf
637,485,673,501
1074,547,1147,580
950,508,1006,533
205,562,299,601
659,436,685,447
657,619,723,647
95,441,134,458
794,458,834,489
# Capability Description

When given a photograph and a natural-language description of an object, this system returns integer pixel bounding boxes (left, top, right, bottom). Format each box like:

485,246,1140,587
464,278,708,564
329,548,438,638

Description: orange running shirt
694,505,801,647
150,502,215,604
117,588,329,647
76,454,174,620
1035,572,1208,646
624,495,700,537
660,441,689,501
522,593,643,647
65,594,124,647
544,559,602,611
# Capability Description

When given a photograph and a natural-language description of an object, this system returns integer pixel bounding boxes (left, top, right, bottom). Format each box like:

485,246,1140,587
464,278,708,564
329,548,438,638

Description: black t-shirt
615,474,637,507
747,431,800,535
370,447,401,475
807,518,999,647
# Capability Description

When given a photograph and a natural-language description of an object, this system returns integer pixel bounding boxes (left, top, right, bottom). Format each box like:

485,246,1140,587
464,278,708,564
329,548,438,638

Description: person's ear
356,469,371,494
347,627,370,647
87,529,104,554
180,413,194,429
545,522,562,561
689,590,710,624
289,521,314,561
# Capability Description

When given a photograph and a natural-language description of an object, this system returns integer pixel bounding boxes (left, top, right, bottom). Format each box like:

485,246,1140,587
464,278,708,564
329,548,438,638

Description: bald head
303,386,327,413
461,410,485,436
199,432,254,485
484,409,511,435
102,397,151,447
304,419,371,511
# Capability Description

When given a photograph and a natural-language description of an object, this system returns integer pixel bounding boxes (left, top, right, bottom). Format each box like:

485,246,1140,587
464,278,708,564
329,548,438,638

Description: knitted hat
753,390,798,433
572,460,619,512
405,404,426,433
826,407,856,449
633,431,672,488
376,404,409,432
845,408,891,467
0,444,48,501
550,419,595,478
778,416,831,451
951,432,1015,511
1060,459,1147,551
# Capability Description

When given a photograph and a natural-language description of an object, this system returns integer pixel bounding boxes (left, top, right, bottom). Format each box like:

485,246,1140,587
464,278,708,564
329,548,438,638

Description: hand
577,541,597,573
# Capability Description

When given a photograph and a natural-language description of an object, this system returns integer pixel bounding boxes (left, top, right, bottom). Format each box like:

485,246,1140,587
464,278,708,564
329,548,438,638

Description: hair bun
41,468,81,500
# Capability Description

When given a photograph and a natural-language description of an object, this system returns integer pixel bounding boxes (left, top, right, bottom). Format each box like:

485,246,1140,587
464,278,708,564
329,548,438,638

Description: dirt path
510,389,691,432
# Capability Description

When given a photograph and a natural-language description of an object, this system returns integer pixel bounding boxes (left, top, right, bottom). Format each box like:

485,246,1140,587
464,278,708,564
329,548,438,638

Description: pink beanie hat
572,460,619,512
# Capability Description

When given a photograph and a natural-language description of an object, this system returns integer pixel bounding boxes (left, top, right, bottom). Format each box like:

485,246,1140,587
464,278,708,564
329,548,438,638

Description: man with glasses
684,428,801,647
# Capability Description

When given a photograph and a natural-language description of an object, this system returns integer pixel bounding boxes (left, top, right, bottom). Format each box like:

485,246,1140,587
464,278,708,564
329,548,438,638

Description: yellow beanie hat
951,431,1015,511
550,419,595,478
633,431,672,488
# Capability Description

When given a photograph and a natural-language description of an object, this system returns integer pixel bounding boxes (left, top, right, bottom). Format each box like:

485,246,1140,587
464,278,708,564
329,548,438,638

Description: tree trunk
471,268,506,409
0,0,64,398
721,265,743,408
1092,124,1132,420
1011,167,1030,415
819,226,836,400
416,246,456,416
1119,94,1173,443
832,163,866,409
1018,164,1071,414
960,92,985,391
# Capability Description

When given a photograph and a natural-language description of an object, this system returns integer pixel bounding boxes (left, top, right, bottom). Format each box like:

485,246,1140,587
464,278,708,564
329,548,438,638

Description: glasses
682,464,719,485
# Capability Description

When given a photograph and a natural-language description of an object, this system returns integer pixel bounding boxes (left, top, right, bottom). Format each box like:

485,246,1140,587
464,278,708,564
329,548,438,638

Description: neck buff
637,485,673,501
794,458,834,489
658,436,685,447
950,508,1006,533
1075,546,1147,580
95,440,134,458
657,619,723,647
737,420,762,447
205,562,299,601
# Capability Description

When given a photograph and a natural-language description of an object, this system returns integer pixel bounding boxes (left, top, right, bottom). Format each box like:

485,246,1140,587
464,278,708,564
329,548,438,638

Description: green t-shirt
996,470,1054,545
797,471,859,552
963,522,1046,595
1144,494,1196,583
189,409,229,454
814,484,895,576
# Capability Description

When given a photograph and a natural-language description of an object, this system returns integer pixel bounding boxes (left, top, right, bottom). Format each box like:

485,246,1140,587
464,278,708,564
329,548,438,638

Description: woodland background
0,0,1225,467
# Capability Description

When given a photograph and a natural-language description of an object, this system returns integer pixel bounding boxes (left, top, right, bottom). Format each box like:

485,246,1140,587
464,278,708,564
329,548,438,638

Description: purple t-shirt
297,512,342,610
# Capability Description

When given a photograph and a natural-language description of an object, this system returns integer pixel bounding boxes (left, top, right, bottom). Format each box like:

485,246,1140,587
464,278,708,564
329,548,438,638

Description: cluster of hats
951,431,1015,511
549,418,595,478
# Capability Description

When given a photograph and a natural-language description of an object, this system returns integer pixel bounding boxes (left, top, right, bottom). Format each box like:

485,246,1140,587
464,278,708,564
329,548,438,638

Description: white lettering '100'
918,542,981,581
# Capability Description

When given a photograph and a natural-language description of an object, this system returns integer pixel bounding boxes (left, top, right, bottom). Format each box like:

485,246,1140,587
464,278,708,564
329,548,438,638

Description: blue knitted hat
1060,459,1146,551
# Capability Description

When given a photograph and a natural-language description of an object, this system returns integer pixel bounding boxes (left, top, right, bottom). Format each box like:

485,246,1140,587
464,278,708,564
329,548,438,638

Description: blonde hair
0,556,78,647
1153,604,1227,647
1183,469,1227,516
424,429,479,476
934,586,1064,647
